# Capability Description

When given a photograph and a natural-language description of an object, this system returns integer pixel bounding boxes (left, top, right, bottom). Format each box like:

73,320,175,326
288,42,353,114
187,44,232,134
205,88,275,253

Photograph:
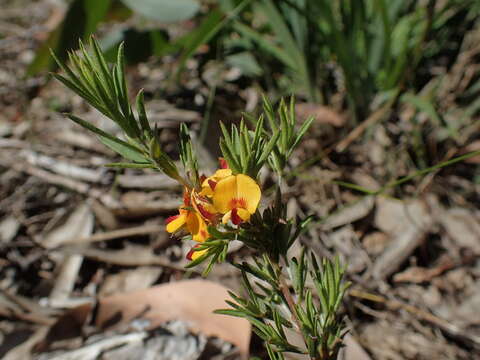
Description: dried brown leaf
296,103,345,127
96,280,251,358
40,280,251,358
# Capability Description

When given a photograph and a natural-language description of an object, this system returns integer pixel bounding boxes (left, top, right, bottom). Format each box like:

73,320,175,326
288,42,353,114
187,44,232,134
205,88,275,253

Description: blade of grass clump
175,0,252,79
233,23,296,69
27,0,112,75
258,0,306,70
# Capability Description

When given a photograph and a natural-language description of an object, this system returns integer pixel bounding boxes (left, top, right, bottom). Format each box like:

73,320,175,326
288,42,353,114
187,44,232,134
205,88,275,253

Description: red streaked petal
186,244,201,261
231,208,242,225
197,203,214,221
186,248,195,261
165,215,179,224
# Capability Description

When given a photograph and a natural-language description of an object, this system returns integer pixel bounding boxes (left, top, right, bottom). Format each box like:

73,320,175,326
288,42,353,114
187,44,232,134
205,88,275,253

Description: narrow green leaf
214,309,249,318
99,136,147,162
219,122,234,149
233,22,296,70
135,89,152,136
104,162,154,168
219,140,241,174
258,130,280,164
176,0,252,77
50,73,97,106
289,116,314,156
91,36,116,94
66,114,146,162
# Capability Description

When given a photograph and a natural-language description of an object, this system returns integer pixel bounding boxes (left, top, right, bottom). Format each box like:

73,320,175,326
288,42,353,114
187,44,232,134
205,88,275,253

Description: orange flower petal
214,176,237,213
186,212,209,242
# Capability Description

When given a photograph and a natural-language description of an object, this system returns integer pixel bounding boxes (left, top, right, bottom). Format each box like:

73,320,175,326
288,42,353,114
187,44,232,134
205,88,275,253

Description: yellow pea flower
165,191,210,243
166,210,209,243
212,174,261,225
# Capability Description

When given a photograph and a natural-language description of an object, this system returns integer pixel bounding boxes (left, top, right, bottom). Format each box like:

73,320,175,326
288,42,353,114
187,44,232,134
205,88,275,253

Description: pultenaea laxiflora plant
52,37,349,360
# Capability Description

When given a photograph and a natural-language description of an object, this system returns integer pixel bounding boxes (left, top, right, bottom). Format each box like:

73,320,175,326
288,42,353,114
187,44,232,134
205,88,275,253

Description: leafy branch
52,37,349,360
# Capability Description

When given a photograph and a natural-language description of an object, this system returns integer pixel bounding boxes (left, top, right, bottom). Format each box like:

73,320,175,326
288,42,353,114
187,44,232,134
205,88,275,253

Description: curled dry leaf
39,280,251,358
296,103,345,127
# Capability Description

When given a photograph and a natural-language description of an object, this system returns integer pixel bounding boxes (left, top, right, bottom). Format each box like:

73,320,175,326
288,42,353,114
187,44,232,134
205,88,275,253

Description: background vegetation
1,0,480,359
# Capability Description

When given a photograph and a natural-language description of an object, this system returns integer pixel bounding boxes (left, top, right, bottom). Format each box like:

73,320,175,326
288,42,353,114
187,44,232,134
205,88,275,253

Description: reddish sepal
219,158,228,169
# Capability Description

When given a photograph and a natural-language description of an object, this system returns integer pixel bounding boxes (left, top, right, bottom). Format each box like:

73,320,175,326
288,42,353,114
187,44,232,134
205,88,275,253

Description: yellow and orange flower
213,174,261,225
165,191,210,243
166,158,262,260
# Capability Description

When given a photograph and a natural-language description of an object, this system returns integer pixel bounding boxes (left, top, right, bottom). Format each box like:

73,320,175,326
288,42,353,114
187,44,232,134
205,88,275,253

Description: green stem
270,257,314,359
